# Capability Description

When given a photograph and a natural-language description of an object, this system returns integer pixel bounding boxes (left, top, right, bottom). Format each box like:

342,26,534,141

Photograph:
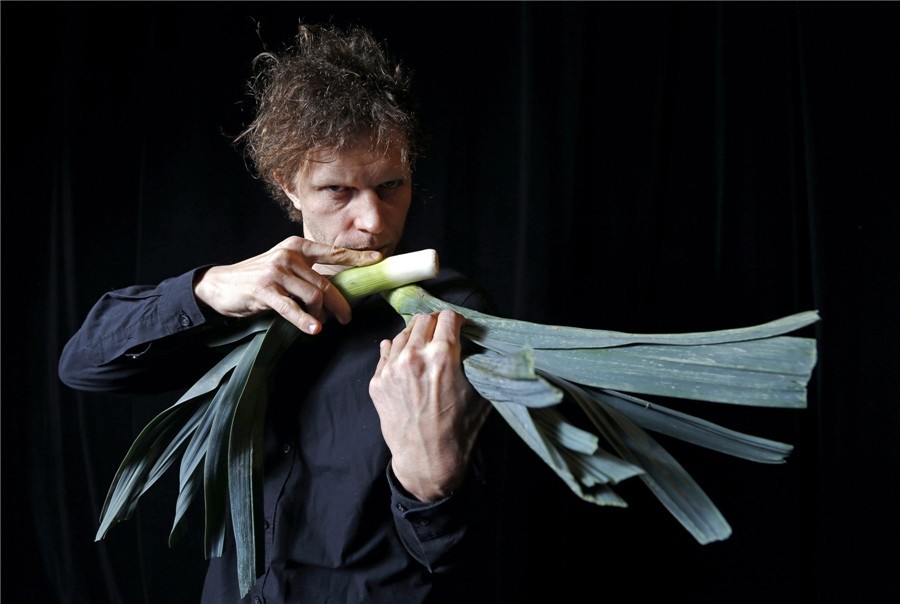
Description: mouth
350,243,391,256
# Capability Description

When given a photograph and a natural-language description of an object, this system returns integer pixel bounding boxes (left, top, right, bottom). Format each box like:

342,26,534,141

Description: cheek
387,201,411,228
299,207,347,242
387,193,412,225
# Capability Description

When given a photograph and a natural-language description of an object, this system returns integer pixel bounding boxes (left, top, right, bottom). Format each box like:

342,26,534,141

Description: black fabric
4,2,899,603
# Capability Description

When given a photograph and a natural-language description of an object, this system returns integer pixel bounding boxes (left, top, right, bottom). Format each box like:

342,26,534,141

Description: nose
354,189,385,234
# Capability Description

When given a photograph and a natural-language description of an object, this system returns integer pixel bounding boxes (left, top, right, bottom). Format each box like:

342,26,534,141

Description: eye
378,179,404,190
317,185,353,206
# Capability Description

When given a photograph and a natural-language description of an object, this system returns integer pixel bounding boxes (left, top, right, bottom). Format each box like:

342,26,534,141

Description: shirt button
253,597,264,604
396,503,407,513
179,312,191,327
414,518,430,526
282,443,291,454
264,519,270,530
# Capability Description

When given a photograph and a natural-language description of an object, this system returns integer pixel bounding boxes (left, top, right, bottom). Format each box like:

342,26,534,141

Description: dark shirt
58,266,502,604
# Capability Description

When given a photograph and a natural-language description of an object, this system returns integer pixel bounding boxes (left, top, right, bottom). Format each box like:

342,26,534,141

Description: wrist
390,459,464,503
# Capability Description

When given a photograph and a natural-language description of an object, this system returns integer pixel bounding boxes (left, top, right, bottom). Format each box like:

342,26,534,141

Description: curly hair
236,22,423,222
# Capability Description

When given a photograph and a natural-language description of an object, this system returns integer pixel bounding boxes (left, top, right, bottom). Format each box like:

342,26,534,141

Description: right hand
193,236,382,334
369,310,491,502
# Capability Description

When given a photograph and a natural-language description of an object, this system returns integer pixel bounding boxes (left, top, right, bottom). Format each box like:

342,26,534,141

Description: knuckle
268,248,296,269
312,274,333,293
305,287,324,308
273,297,298,318
256,264,282,283
397,349,424,373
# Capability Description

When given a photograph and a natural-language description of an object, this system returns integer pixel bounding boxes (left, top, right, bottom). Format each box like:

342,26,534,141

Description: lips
348,242,391,256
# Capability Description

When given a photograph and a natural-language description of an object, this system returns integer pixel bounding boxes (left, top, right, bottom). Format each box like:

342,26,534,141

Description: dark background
3,1,899,602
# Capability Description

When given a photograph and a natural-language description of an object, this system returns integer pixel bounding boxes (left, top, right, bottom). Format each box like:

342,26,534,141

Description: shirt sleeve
386,463,473,574
58,266,228,394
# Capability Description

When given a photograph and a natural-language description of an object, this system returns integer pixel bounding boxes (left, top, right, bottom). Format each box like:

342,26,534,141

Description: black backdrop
3,2,899,603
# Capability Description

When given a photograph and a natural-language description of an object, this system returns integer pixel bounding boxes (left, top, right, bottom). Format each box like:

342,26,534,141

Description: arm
57,266,224,394
369,275,497,572
58,236,382,395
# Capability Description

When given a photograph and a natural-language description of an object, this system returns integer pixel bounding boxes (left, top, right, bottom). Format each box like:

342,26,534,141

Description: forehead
300,144,410,182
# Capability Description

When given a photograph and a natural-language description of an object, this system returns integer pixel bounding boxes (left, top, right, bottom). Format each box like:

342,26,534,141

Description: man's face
282,144,412,260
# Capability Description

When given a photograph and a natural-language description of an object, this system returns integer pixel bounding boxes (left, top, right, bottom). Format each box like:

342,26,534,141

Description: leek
94,249,440,596
94,249,819,596
385,283,818,544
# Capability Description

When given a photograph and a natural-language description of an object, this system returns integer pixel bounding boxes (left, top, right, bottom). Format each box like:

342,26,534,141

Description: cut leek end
331,249,439,302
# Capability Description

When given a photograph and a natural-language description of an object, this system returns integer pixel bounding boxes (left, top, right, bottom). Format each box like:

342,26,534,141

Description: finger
282,265,352,324
260,288,328,336
280,236,383,267
406,312,438,347
373,339,391,376
282,237,382,324
387,315,416,359
430,309,465,345
319,278,353,324
263,249,351,325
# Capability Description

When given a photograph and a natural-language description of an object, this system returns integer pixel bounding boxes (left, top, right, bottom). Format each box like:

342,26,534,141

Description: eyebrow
307,167,410,186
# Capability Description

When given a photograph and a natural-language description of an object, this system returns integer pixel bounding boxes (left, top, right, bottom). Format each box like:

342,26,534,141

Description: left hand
369,309,491,502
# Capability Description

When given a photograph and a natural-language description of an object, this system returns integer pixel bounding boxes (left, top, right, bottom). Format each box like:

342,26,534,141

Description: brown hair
236,22,422,222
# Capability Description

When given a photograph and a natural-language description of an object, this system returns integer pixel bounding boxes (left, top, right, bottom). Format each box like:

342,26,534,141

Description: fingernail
369,251,382,260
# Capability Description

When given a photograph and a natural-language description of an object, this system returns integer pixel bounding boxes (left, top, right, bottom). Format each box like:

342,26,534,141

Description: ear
282,187,304,213
276,169,304,213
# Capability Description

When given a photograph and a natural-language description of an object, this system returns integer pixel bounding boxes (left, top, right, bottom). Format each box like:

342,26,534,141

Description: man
59,22,500,603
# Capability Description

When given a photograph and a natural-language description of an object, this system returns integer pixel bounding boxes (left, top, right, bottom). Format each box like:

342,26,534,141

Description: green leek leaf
386,285,818,408
205,313,279,348
551,374,733,544
386,284,817,348
170,390,218,546
227,317,300,594
95,394,208,540
463,349,562,408
386,283,817,544
587,388,794,463
491,401,630,507
202,359,245,559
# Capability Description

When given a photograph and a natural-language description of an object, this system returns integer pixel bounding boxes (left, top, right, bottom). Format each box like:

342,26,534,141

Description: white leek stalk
331,248,439,302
